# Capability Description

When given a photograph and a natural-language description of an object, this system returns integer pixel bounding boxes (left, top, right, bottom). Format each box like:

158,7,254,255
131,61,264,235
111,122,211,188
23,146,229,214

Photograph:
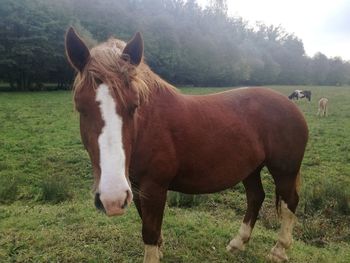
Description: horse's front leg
133,189,164,260
139,182,167,263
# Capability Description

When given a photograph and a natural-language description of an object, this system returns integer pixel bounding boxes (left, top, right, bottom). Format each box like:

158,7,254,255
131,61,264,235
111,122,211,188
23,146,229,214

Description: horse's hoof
143,245,160,263
143,257,160,263
268,245,289,262
226,238,245,253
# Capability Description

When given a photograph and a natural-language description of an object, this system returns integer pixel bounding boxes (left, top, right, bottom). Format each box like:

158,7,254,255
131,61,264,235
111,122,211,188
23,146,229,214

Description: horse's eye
94,77,102,85
128,103,138,116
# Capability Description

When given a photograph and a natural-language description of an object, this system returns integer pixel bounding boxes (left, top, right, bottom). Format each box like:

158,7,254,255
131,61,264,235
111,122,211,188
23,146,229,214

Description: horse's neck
132,74,180,153
142,70,180,103
135,72,181,122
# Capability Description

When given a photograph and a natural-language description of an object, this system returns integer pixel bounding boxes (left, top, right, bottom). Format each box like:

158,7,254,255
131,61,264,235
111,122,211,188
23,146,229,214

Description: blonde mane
73,38,178,107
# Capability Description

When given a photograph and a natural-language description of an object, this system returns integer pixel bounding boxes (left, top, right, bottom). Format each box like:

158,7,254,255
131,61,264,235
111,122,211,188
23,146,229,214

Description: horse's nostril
94,193,106,213
121,190,130,209
121,199,128,209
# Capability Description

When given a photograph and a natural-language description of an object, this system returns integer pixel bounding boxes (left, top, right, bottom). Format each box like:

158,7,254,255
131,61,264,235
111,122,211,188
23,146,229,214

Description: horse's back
188,87,307,135
185,87,308,170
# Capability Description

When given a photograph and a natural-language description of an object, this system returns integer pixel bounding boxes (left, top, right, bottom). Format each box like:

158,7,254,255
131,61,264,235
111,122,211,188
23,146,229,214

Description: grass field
0,86,349,262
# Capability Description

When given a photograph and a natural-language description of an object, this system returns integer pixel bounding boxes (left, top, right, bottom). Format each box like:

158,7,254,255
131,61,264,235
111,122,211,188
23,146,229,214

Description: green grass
0,86,350,262
0,91,90,202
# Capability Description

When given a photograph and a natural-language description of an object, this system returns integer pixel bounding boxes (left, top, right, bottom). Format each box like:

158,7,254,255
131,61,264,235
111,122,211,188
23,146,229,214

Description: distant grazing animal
65,27,308,263
288,90,304,100
317,98,328,117
301,90,311,101
288,90,311,101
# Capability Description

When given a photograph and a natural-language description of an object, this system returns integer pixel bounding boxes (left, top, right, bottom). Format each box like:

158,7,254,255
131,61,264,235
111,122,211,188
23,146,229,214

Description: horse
317,98,328,117
65,27,308,263
288,90,311,101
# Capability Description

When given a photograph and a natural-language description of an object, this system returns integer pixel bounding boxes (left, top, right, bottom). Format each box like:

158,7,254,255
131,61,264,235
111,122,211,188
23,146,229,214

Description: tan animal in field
317,98,328,117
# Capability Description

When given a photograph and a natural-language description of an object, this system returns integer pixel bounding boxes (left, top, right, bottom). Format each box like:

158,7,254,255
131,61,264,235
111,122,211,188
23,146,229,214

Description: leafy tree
0,0,72,90
310,53,330,85
0,0,349,90
326,57,350,85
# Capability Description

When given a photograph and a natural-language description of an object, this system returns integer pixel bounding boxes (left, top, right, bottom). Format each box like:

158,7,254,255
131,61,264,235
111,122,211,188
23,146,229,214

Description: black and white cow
302,90,311,101
288,90,311,101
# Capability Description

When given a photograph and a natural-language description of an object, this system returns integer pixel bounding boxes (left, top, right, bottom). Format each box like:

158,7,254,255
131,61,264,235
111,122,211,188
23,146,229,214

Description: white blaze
95,84,129,200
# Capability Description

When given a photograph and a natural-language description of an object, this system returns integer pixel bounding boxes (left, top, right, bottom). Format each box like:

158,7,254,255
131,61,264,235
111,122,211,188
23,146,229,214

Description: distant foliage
0,0,73,90
1,0,350,90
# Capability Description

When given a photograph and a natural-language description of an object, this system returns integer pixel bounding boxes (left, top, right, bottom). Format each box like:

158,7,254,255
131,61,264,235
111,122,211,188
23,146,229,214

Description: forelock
91,39,126,57
89,39,127,74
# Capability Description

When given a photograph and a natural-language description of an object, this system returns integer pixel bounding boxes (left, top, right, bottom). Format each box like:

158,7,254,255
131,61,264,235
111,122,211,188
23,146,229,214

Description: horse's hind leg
227,167,265,252
269,170,300,262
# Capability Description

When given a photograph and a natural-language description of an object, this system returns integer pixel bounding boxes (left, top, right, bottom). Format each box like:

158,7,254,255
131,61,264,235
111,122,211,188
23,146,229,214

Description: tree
0,0,349,89
326,57,349,85
0,0,72,90
209,0,228,15
310,53,330,85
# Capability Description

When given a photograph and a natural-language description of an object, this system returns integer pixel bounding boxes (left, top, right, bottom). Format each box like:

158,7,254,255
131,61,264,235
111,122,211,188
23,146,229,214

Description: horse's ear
122,32,143,66
65,27,90,72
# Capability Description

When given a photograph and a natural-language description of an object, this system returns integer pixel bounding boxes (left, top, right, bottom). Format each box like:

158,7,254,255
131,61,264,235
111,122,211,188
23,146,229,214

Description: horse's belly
169,158,261,194
169,177,241,194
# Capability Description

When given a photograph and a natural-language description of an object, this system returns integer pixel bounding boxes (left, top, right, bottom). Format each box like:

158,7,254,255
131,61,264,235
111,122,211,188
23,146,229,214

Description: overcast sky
197,0,350,61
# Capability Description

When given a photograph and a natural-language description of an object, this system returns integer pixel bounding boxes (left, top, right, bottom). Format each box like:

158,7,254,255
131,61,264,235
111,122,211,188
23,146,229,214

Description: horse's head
65,27,145,216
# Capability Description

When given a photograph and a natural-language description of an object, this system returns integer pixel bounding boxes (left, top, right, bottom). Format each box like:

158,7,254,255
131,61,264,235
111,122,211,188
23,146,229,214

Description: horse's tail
276,170,301,217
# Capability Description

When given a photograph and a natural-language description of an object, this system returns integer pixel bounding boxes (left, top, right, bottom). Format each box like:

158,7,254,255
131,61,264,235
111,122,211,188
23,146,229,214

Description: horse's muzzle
94,190,132,216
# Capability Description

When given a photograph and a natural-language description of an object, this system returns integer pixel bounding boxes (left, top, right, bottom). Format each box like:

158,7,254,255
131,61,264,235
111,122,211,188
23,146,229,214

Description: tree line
1,0,349,91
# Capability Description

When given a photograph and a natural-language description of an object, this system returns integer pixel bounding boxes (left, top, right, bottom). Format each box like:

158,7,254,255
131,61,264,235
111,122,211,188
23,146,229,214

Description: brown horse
65,28,308,262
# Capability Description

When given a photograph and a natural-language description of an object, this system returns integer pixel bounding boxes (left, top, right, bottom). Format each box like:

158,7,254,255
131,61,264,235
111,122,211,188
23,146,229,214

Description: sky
197,0,350,61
